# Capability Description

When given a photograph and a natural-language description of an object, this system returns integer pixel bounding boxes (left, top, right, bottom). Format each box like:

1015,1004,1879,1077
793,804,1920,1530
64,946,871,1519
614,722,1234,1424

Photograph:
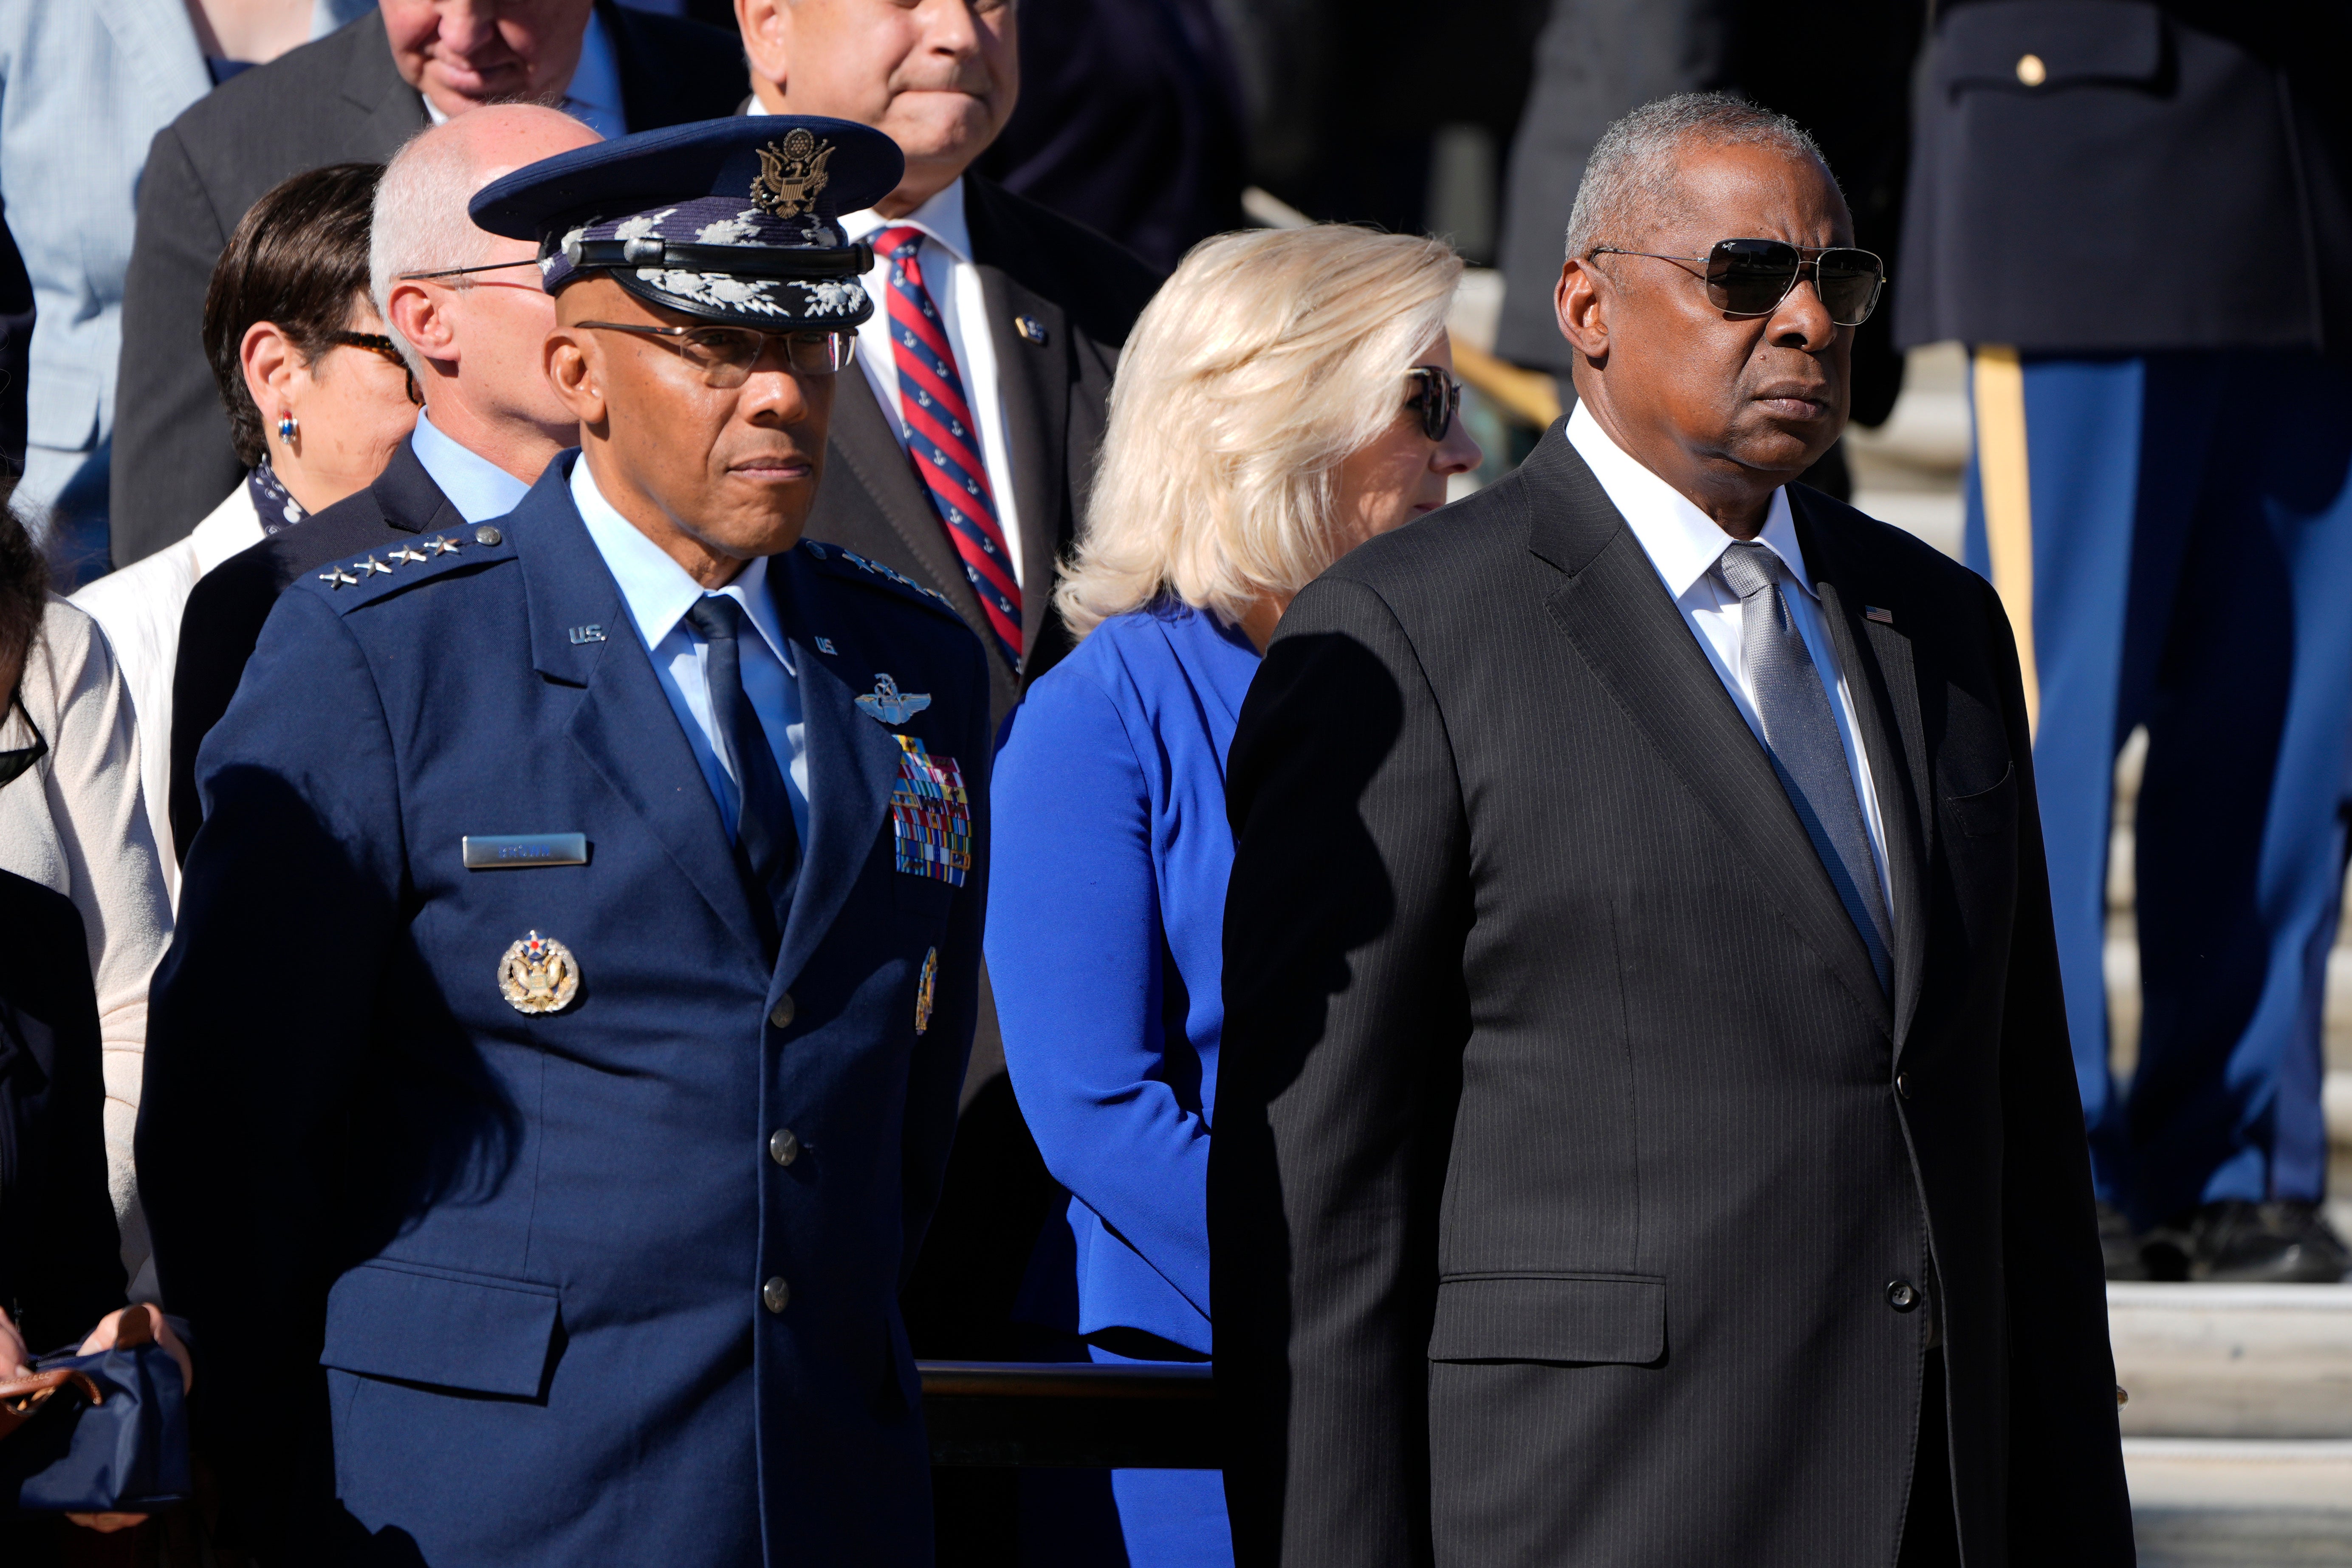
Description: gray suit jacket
108,3,746,566
1212,427,2134,1566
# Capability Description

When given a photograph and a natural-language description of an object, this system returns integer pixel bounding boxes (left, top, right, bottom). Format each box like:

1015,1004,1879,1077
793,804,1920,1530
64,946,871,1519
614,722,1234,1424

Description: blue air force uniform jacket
137,455,991,1566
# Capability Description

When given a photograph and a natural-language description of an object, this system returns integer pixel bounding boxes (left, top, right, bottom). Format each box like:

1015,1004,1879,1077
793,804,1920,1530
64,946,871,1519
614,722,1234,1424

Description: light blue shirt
409,410,533,523
570,456,810,844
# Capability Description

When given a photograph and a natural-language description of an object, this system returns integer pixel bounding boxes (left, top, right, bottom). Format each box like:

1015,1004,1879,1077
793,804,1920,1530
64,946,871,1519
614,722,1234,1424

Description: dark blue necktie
685,595,800,949
1714,540,1892,993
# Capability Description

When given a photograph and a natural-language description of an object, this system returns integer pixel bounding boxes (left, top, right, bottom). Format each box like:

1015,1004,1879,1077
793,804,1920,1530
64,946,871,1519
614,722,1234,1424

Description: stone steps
2111,1286,2352,1561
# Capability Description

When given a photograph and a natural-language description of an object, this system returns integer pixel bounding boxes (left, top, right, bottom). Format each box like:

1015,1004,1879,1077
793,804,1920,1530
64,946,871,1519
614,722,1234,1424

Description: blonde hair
1057,226,1463,639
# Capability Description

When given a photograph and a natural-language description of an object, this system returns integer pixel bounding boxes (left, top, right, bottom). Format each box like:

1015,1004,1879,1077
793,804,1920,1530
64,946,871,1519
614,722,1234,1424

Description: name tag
462,833,589,870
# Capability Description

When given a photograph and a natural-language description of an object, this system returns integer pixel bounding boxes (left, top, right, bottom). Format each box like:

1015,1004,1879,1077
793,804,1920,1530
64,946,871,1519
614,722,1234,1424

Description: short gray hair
1564,92,1832,260
370,125,518,377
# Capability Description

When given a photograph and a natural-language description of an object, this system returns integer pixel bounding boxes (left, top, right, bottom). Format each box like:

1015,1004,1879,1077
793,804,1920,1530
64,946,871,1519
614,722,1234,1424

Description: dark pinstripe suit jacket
1210,426,2134,1567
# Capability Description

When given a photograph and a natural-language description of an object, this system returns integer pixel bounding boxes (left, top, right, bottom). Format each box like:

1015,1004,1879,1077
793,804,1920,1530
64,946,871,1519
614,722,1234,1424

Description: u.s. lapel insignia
1013,314,1048,345
753,128,834,218
914,946,937,1036
497,930,580,1015
1864,605,1895,625
856,673,932,725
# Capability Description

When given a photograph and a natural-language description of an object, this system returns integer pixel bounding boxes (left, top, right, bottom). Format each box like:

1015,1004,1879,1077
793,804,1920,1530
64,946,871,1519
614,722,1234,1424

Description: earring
277,414,298,443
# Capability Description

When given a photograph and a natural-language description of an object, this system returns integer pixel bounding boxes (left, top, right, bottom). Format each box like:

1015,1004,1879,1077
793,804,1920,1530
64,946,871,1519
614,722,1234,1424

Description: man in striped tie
737,0,1164,723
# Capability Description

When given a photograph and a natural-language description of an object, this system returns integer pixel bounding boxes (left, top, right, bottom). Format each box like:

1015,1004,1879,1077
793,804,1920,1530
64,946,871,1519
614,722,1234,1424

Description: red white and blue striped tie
873,225,1022,669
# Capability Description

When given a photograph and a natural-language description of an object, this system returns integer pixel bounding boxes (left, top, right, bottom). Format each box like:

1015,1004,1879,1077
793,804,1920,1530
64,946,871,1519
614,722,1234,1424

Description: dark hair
0,483,46,698
202,162,386,468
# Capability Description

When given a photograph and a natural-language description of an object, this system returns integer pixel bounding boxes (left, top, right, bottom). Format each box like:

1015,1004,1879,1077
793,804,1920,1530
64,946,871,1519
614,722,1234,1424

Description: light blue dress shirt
409,410,533,523
570,457,810,845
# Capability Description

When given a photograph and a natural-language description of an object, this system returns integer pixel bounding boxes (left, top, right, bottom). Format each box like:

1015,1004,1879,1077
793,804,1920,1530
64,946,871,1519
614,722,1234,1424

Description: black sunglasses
578,321,858,387
1404,366,1464,441
0,698,45,790
1589,239,1886,327
331,331,423,406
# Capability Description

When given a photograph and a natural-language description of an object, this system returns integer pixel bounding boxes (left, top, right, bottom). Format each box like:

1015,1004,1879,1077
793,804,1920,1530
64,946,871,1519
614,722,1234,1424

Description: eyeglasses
577,322,858,386
330,331,423,406
1587,240,1886,327
0,699,45,789
1405,366,1464,441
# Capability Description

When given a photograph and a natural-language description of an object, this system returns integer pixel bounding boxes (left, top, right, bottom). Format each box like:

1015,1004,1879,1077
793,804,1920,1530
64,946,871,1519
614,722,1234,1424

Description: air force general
137,119,991,1565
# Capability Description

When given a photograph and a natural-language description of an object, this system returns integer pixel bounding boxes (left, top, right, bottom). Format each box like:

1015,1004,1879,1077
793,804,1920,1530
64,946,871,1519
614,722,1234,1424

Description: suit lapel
972,266,1069,658
339,10,430,152
768,553,901,987
1527,435,1893,1034
373,437,463,537
822,379,992,630
511,459,766,963
1793,494,1935,1051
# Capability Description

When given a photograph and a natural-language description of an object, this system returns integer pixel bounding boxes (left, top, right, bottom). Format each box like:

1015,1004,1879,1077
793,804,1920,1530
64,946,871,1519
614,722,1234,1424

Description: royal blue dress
988,599,1256,1567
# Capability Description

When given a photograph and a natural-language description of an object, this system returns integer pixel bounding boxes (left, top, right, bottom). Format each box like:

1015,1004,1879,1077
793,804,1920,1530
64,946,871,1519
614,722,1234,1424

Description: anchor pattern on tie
873,224,1022,669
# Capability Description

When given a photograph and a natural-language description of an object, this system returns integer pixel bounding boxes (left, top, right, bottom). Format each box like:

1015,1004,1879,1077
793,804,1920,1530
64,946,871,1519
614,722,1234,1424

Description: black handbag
0,1340,191,1513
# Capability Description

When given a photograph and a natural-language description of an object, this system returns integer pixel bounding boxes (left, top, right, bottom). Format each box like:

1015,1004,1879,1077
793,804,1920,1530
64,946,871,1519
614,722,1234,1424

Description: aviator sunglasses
1404,365,1464,441
1588,239,1886,327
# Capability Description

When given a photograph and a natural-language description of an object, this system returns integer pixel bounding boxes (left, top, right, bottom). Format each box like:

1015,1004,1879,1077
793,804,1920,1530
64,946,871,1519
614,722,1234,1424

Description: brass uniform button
762,1276,791,1313
769,993,796,1029
769,1128,800,1167
2016,52,2047,86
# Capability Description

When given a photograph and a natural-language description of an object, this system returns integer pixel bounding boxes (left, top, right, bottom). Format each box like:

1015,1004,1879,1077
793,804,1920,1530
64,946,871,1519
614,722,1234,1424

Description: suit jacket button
769,1127,800,1167
770,994,796,1029
1886,1279,1920,1312
762,1276,791,1313
1895,1072,1912,1100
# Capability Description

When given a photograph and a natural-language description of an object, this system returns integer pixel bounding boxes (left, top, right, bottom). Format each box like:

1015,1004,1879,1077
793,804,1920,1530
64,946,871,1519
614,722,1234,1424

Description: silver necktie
1715,540,1892,992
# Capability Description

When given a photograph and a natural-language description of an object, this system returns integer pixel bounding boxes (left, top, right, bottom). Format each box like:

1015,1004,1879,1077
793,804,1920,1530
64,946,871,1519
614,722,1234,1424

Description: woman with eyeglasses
72,161,416,886
983,225,1480,1565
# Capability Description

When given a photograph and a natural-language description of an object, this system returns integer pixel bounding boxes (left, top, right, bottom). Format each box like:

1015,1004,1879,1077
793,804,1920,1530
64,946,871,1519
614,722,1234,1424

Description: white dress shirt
570,458,810,846
423,8,623,138
740,118,1026,591
410,409,533,522
1568,403,1891,896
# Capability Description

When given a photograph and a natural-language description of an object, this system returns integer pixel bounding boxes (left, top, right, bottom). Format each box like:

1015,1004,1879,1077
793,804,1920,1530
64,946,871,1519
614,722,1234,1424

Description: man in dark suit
1212,94,2133,1567
1900,1,2352,1283
110,0,743,567
168,104,600,861
141,118,988,1564
737,0,1161,725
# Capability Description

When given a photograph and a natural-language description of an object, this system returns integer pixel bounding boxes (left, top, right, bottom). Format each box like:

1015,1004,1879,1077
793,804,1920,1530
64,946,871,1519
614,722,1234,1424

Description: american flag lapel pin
1864,605,1895,626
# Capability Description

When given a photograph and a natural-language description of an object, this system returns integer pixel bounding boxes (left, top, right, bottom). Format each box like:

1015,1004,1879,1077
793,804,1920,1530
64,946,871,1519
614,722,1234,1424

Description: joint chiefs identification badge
498,930,580,1015
915,946,937,1036
889,736,971,887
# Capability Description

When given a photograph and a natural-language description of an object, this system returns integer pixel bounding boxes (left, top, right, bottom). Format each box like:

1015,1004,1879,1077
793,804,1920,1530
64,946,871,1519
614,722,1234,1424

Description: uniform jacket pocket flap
1937,0,2162,90
1945,763,2016,838
1427,1273,1665,1365
320,1261,559,1396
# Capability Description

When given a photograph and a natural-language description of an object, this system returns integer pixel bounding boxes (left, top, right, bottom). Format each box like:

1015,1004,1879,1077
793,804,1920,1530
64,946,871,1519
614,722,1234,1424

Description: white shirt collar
839,178,972,264
1566,400,1811,602
421,9,619,136
568,455,793,669
408,409,532,525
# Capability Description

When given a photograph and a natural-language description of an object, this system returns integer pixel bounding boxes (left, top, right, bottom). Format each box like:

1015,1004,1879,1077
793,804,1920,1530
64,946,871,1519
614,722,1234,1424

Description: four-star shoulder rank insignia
388,544,429,566
318,566,359,590
426,534,463,557
856,673,932,725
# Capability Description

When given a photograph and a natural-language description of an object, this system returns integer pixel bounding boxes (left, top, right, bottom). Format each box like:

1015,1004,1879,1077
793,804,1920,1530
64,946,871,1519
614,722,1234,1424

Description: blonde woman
985,226,1480,1565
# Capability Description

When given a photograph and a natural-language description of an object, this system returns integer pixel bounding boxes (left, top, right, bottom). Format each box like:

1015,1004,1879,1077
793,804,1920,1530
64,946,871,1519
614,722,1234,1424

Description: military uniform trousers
1965,347,2352,1223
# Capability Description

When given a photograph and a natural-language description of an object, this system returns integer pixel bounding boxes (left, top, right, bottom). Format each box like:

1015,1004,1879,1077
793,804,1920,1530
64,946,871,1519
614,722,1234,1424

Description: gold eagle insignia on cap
753,129,834,219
